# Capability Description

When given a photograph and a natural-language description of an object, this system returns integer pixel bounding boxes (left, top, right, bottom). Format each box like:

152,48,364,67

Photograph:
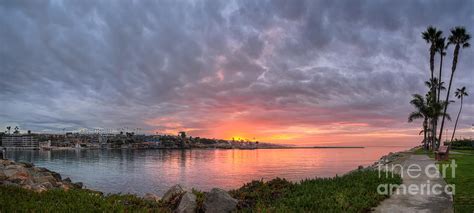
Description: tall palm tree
438,26,471,147
6,126,11,134
409,94,430,149
422,26,443,81
435,37,448,102
451,87,468,141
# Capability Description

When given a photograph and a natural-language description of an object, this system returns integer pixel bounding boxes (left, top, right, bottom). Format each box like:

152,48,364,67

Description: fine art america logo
377,160,456,196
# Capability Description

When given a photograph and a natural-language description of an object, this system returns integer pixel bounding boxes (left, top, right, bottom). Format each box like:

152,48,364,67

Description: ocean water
6,147,410,196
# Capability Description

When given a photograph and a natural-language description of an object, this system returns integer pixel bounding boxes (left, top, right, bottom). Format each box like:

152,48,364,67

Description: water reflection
6,147,410,196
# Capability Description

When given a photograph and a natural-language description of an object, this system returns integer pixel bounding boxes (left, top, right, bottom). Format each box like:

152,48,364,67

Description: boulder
203,188,238,213
144,193,161,202
18,162,34,168
176,191,197,213
50,171,62,181
31,184,48,193
0,159,13,166
0,170,6,181
5,168,30,183
33,167,49,173
33,174,57,185
72,182,83,189
59,182,72,191
162,184,185,202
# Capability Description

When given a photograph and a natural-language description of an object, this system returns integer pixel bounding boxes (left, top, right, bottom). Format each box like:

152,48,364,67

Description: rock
4,166,30,182
203,188,238,213
176,191,197,213
21,185,32,190
18,162,34,168
33,174,57,185
0,170,6,181
163,184,185,202
73,182,83,189
59,182,71,191
50,171,62,181
32,184,48,193
4,164,23,173
33,167,49,173
63,177,72,183
0,159,13,166
144,193,161,202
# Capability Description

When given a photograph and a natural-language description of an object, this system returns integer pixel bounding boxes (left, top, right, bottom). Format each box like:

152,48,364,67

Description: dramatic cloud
1,0,473,145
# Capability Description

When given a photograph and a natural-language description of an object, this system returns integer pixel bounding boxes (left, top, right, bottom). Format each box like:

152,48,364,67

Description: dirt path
373,154,453,213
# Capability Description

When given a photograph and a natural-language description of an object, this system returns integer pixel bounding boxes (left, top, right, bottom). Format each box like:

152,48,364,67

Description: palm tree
422,26,443,81
435,37,448,102
451,87,468,141
430,99,451,148
438,26,471,147
409,94,430,149
425,78,443,146
13,126,19,134
6,126,11,134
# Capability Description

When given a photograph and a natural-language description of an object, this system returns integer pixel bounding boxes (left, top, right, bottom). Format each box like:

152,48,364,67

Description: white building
2,135,39,150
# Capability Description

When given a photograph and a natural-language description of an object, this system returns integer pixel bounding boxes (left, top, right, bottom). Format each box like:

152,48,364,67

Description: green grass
0,186,170,212
230,170,402,212
413,147,435,158
0,170,400,212
438,150,474,212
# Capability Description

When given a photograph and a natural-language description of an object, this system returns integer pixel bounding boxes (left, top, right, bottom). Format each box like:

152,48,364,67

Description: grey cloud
0,0,473,137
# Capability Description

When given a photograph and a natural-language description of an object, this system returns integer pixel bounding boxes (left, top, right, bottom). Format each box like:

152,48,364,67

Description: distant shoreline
2,146,365,151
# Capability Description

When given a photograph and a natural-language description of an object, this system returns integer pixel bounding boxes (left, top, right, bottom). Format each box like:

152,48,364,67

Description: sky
0,0,473,146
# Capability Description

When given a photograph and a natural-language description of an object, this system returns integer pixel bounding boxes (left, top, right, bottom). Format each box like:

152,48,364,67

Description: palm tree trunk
432,89,438,148
423,119,428,149
451,97,463,141
439,45,460,149
437,54,443,103
429,48,436,150
430,48,435,80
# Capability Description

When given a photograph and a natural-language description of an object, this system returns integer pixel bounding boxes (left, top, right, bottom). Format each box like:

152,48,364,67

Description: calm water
6,147,410,196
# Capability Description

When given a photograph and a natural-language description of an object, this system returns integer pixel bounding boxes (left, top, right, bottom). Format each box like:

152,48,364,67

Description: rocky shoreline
0,158,238,212
357,147,416,173
0,159,83,192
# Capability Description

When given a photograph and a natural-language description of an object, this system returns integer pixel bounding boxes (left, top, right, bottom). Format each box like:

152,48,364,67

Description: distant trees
411,26,470,150
179,131,186,139
451,87,468,141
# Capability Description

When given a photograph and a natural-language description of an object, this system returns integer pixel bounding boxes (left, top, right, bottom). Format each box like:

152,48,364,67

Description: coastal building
2,134,39,150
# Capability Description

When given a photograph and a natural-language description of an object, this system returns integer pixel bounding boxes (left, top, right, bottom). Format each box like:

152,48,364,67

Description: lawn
0,186,170,212
230,170,402,212
439,150,474,212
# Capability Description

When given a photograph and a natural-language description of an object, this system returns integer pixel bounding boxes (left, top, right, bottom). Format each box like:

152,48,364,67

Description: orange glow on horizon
145,115,421,147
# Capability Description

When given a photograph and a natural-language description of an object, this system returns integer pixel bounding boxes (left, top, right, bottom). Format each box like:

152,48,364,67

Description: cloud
0,0,473,144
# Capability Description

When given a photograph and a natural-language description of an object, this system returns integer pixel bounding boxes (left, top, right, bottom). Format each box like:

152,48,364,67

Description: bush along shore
0,154,404,212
